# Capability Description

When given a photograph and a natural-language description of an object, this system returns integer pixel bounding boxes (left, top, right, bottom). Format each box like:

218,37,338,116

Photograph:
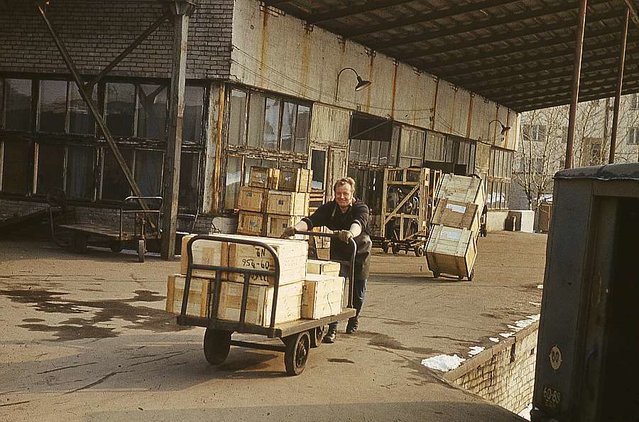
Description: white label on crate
442,229,461,241
446,204,466,214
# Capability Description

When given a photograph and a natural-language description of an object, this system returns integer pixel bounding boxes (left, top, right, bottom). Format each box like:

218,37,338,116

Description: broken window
263,97,280,150
36,143,65,195
137,84,167,140
281,101,296,152
39,80,67,133
247,92,265,148
183,86,204,143
228,89,247,146
106,82,135,137
66,145,95,200
294,105,310,153
5,78,32,131
101,147,134,201
69,83,95,135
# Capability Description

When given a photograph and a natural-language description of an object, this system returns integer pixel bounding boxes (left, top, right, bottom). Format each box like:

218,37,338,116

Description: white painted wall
230,0,519,151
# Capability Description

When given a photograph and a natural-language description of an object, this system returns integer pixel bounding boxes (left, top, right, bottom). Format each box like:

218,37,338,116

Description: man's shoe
323,328,336,343
346,318,358,334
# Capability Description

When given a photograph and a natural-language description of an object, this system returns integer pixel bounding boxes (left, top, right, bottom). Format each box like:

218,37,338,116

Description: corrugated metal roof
264,0,639,112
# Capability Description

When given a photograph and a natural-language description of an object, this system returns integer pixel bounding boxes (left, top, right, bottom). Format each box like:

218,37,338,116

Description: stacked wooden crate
165,234,347,327
426,174,485,280
236,166,312,238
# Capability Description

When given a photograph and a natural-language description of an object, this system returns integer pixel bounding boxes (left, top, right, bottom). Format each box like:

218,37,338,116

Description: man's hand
281,226,297,238
337,230,353,243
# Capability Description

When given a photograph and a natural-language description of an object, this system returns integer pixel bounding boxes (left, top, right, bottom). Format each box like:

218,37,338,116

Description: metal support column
161,0,196,260
609,7,630,164
565,0,588,169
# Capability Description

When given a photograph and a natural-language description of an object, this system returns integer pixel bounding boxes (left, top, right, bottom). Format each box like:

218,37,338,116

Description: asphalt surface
0,227,546,421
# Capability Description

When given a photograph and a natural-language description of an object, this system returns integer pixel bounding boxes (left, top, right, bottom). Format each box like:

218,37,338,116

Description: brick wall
0,0,233,80
444,321,539,414
0,199,48,221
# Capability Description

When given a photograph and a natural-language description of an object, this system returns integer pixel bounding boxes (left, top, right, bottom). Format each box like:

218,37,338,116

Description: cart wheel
414,245,424,257
203,328,232,365
310,326,325,348
382,242,390,254
283,331,311,376
137,239,145,263
391,243,401,255
109,241,123,253
73,233,88,253
432,271,440,278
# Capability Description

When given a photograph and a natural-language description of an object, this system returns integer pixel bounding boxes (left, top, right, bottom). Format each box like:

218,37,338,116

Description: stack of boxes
236,167,312,238
425,174,485,280
166,234,346,327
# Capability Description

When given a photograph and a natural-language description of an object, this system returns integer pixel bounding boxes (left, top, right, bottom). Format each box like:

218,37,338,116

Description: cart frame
177,231,357,375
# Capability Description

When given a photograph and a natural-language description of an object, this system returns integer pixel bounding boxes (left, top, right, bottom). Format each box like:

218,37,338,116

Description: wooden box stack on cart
426,174,485,281
165,233,355,376
236,167,311,238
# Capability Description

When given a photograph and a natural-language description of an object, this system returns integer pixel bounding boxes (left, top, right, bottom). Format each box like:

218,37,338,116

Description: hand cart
50,195,162,262
177,231,357,376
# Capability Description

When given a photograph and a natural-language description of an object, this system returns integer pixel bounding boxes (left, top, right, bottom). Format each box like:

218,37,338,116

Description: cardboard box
248,166,280,190
166,274,211,317
237,186,267,212
216,280,303,327
237,211,266,236
267,191,308,216
306,259,341,276
279,168,312,192
302,274,345,319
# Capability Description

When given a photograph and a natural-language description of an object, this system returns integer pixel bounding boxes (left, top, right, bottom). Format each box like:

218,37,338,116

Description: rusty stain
431,78,439,131
299,32,310,98
259,10,269,87
390,61,398,120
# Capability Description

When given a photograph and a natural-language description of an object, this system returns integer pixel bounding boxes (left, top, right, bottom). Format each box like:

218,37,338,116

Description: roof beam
369,2,583,50
343,0,519,38
307,0,415,25
398,7,622,62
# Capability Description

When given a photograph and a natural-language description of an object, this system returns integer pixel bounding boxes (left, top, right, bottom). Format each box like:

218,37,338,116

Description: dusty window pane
310,149,326,190
137,84,167,140
5,79,32,131
263,97,280,150
183,86,204,142
66,146,95,200
370,140,380,165
39,80,67,133
359,139,370,163
294,105,310,153
101,147,134,201
179,151,200,211
247,93,265,148
1,139,31,194
389,125,400,166
379,141,389,166
228,89,247,146
106,83,135,137
69,83,96,135
349,139,360,161
135,150,163,196
281,102,296,151
224,155,242,209
36,143,65,195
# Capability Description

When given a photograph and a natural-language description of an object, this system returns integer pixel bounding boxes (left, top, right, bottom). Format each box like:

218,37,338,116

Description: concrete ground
0,226,546,422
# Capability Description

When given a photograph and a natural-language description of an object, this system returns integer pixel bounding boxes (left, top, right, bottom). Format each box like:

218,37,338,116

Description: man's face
335,183,353,208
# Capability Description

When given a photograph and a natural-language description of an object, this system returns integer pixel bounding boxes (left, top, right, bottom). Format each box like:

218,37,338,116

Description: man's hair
333,177,356,192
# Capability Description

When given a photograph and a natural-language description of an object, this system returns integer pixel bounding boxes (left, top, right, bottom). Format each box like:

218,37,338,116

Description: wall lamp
487,119,511,144
334,67,371,101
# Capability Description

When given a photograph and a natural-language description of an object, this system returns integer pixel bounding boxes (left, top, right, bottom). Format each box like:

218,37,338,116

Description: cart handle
292,230,357,309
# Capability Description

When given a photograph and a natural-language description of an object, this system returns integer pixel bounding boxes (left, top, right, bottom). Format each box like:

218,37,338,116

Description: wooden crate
267,191,308,216
266,214,301,238
237,186,267,212
237,211,266,236
166,274,211,317
180,234,227,278
216,280,304,327
306,259,340,276
302,274,345,319
227,237,308,286
425,225,477,280
435,174,485,208
248,166,280,190
278,168,312,192
431,199,480,233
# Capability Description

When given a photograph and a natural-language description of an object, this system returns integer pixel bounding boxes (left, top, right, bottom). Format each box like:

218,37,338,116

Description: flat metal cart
177,231,356,376
50,195,162,262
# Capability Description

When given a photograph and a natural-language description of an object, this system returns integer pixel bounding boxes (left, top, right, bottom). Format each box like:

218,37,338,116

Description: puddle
0,288,188,341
